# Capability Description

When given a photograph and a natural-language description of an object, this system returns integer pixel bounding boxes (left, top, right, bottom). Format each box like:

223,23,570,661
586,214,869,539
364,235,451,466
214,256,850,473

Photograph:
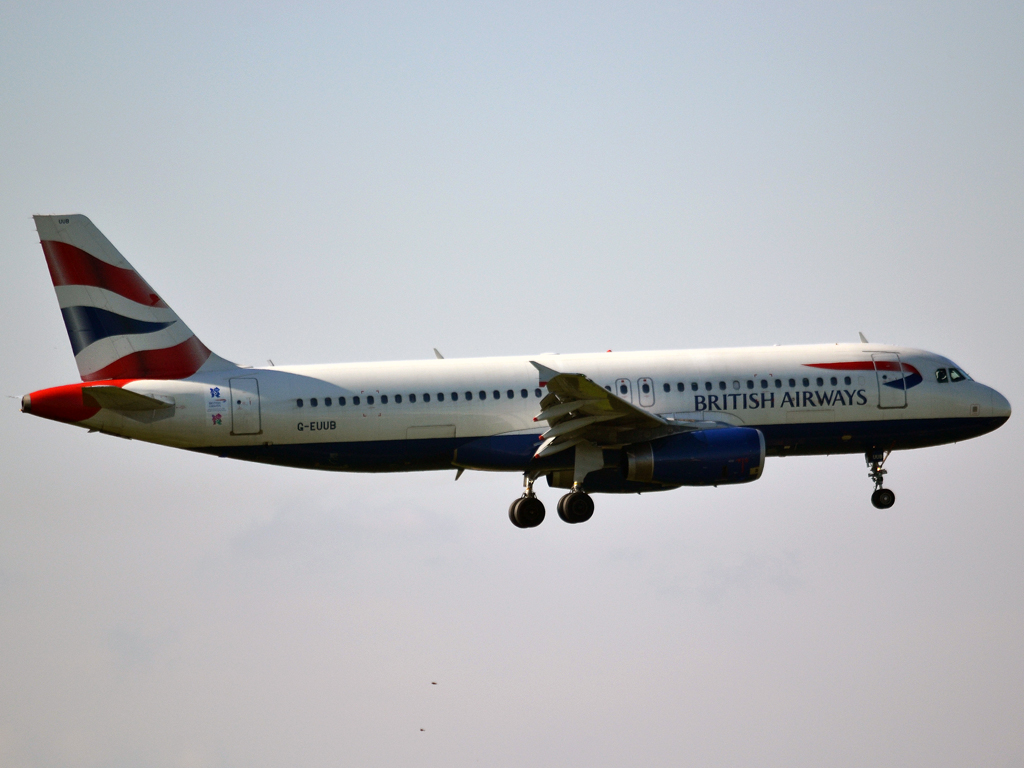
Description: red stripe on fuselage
804,361,921,375
41,240,169,308
81,335,211,381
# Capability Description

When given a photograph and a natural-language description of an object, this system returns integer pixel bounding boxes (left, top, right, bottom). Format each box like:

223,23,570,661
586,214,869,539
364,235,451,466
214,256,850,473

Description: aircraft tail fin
33,214,232,381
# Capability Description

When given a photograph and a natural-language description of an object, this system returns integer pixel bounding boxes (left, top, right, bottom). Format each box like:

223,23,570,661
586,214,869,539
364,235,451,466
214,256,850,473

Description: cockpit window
935,368,948,383
949,368,967,382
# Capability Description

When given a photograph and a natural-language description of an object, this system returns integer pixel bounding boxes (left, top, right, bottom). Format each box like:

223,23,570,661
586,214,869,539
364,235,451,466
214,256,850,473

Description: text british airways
694,389,869,411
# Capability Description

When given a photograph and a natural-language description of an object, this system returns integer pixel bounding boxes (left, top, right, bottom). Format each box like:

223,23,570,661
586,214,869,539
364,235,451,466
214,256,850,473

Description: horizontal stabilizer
82,386,174,411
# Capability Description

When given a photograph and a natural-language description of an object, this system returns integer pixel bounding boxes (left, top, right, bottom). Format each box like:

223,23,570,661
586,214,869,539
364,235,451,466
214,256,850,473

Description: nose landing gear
509,474,545,528
867,450,896,509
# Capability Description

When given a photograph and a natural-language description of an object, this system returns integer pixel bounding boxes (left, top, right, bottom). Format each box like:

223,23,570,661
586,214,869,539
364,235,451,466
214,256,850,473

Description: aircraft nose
990,388,1011,420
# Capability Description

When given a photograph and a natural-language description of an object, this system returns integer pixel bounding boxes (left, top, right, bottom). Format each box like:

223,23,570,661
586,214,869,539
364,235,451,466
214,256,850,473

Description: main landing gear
867,450,896,509
509,475,545,528
508,477,595,527
557,485,594,524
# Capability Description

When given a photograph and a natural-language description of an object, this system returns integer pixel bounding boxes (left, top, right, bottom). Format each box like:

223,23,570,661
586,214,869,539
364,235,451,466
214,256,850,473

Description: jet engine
546,427,766,493
625,427,765,487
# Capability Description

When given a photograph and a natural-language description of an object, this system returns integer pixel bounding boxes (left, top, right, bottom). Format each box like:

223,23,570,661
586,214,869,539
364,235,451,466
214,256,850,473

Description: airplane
22,215,1011,527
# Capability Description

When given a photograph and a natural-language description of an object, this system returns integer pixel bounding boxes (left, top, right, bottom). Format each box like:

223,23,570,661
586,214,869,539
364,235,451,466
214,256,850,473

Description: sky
1,2,1022,766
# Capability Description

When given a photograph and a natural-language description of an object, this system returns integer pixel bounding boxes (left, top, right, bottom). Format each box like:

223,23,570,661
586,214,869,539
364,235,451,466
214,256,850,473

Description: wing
529,361,693,458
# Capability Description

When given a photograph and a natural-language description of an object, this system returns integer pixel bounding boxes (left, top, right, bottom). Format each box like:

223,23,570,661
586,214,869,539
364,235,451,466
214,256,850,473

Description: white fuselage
69,343,1009,477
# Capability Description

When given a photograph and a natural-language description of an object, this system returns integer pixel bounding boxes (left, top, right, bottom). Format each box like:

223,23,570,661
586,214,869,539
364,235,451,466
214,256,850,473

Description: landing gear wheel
556,493,568,520
510,496,545,528
871,488,895,509
557,491,594,524
509,498,527,528
866,450,896,509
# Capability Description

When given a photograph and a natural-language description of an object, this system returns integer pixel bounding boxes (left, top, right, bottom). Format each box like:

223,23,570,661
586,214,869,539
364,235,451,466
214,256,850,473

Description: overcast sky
1,3,1022,766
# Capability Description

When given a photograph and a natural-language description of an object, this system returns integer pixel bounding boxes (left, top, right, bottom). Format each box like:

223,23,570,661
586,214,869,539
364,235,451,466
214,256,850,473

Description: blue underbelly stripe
195,416,1007,475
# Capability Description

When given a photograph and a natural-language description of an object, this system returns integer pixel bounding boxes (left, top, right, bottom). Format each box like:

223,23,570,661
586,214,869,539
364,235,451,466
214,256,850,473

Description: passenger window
691,382,698,391
760,380,768,389
311,398,318,407
381,395,388,404
732,381,740,390
775,379,782,388
325,397,332,406
619,384,628,395
466,391,473,401
339,396,346,406
641,383,650,394
436,393,443,402
478,391,485,400
535,388,542,397
507,390,514,399
844,376,851,386
788,379,796,387
705,382,712,391
367,395,374,405
935,368,948,383
296,398,304,408
802,378,810,387
395,394,402,403
409,393,416,403
949,368,965,382
746,380,754,390
719,381,726,390
816,377,823,387
494,390,500,399
521,389,528,398
451,392,458,401
353,396,360,405
422,393,429,402
604,385,611,391
664,383,671,393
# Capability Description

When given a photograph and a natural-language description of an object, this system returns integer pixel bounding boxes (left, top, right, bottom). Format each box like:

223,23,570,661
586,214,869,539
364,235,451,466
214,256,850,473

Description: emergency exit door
614,378,633,403
229,377,262,434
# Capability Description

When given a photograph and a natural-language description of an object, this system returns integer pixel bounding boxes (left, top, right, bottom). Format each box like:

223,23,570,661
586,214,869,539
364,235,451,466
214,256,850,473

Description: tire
560,492,594,524
514,496,546,528
509,498,527,528
557,493,569,521
876,488,895,509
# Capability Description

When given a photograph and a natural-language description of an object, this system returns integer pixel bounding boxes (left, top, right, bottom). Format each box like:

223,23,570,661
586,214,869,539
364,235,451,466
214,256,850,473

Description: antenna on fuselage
858,332,869,343
433,348,444,359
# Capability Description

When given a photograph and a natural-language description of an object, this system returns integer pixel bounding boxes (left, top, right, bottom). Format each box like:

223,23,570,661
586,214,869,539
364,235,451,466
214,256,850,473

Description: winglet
433,348,444,359
529,361,561,387
858,332,869,343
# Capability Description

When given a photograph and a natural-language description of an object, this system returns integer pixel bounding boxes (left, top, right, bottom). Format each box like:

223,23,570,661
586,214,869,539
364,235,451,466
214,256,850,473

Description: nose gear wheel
866,450,896,509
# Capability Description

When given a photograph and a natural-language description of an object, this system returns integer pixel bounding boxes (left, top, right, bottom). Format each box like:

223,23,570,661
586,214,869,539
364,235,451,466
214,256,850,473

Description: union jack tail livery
34,215,229,381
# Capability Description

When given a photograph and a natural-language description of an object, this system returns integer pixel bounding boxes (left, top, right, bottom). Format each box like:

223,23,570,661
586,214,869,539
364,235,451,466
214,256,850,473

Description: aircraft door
229,377,262,434
614,378,633,403
637,377,655,407
872,353,907,409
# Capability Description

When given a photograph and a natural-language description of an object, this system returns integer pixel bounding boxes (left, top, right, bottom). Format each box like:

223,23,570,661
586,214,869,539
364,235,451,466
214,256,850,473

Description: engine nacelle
625,427,765,487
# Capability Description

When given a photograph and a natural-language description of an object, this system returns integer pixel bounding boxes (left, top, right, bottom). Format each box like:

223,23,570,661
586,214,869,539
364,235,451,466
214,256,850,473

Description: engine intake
625,427,765,487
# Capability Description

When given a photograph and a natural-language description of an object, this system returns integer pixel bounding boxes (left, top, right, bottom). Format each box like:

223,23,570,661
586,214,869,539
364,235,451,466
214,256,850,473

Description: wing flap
528,361,682,454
